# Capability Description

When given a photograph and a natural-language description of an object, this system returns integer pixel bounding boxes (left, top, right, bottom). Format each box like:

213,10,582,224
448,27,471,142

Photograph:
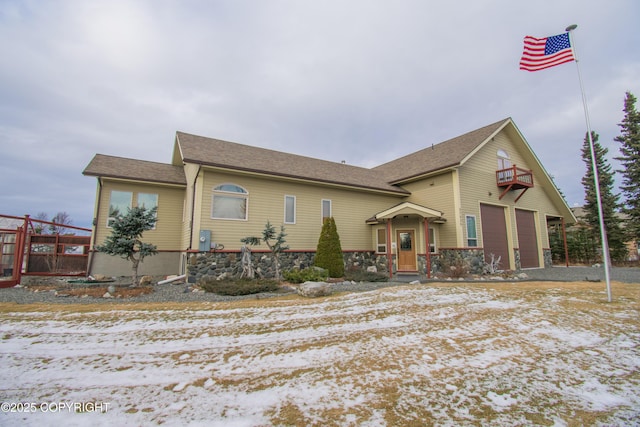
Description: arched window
212,184,248,220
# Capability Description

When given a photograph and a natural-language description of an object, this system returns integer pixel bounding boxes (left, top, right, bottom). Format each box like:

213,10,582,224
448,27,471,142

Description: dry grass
0,280,638,426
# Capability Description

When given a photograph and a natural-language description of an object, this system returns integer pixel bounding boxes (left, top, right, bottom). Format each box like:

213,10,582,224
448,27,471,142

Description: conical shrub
314,217,344,277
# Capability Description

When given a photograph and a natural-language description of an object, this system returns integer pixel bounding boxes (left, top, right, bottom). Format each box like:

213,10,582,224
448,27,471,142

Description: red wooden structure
0,214,92,288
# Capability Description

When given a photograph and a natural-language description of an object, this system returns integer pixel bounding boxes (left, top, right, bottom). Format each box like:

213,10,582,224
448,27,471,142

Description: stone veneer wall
187,250,391,283
187,247,546,282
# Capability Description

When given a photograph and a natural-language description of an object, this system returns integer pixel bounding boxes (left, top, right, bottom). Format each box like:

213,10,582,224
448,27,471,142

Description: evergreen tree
96,206,158,286
614,91,640,245
241,221,289,280
314,217,344,277
580,132,627,262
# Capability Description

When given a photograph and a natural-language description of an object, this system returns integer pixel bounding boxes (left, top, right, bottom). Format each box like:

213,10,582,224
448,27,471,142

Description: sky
1,0,639,229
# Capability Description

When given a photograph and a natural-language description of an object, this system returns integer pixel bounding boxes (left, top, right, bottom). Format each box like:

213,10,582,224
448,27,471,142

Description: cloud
0,0,639,227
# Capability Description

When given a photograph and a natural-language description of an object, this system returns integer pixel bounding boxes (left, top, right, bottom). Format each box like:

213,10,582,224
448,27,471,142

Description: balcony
496,165,533,202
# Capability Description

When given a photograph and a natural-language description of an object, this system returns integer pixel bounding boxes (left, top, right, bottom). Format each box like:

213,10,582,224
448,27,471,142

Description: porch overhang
366,202,445,224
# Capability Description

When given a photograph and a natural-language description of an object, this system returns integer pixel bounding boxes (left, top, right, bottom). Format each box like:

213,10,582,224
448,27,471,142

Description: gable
372,118,509,184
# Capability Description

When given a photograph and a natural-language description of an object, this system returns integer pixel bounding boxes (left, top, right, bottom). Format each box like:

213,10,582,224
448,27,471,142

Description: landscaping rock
139,276,153,286
297,281,332,298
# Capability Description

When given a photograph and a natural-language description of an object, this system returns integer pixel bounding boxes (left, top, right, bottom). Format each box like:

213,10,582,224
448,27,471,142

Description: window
138,193,158,228
321,199,331,223
212,184,248,220
108,191,132,227
137,193,158,211
497,149,511,170
376,228,387,253
466,215,478,247
284,195,296,224
428,228,437,253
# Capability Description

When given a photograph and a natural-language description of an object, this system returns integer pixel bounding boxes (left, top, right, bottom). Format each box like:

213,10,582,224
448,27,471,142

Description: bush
344,268,390,282
315,217,345,277
282,267,329,283
199,278,280,296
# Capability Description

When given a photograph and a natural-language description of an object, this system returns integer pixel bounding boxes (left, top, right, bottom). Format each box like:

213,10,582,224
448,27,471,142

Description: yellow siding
196,169,403,251
457,131,567,266
401,172,459,248
93,180,185,251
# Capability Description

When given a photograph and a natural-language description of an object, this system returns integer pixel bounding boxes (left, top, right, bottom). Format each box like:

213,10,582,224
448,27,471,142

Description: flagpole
566,24,613,302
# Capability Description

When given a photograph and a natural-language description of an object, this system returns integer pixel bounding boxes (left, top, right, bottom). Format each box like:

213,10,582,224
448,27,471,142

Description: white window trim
107,190,133,228
137,193,158,229
466,215,478,247
428,227,437,253
376,228,387,253
284,195,296,224
212,184,249,221
321,199,332,223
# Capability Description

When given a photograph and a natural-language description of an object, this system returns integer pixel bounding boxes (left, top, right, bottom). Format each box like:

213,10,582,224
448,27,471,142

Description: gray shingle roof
82,118,510,194
83,154,186,186
175,131,409,195
373,118,510,183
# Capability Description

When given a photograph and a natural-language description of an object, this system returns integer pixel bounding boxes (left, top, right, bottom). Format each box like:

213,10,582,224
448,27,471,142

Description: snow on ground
0,282,639,426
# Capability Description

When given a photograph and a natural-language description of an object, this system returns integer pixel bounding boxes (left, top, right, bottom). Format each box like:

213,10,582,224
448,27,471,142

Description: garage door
515,209,539,268
480,204,510,270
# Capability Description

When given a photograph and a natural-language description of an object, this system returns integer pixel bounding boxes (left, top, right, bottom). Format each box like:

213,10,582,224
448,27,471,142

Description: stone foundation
187,250,391,282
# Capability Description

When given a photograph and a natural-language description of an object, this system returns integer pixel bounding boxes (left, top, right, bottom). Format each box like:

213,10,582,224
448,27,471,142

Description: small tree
241,221,289,280
314,217,344,277
96,206,158,286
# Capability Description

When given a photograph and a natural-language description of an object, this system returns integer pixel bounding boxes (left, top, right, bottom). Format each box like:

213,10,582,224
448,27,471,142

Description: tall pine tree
614,91,640,246
580,131,627,262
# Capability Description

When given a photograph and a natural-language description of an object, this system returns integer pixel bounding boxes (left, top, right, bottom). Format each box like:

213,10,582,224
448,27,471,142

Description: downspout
87,178,103,276
188,166,201,251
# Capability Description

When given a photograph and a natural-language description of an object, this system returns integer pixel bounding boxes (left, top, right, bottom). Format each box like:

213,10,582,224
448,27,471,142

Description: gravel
0,266,638,305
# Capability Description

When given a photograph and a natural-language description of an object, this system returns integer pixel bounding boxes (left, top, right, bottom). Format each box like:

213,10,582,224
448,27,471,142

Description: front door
397,230,417,271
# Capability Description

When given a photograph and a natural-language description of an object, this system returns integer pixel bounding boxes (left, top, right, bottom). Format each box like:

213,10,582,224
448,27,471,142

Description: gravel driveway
0,266,638,305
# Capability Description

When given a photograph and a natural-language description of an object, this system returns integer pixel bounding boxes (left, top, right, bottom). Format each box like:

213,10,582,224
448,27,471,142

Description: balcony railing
496,165,533,202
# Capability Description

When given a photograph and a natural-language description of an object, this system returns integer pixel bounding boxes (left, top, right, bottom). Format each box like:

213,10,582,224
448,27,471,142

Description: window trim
137,193,158,229
321,199,332,223
284,195,296,224
212,183,249,221
107,190,133,228
428,227,437,253
376,228,387,253
466,215,478,247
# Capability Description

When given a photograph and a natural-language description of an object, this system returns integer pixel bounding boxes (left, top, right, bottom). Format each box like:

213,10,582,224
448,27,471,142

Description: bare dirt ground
1,280,638,426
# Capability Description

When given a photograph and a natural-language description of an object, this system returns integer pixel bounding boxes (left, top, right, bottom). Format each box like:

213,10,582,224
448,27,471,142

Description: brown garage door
480,204,510,270
515,209,539,268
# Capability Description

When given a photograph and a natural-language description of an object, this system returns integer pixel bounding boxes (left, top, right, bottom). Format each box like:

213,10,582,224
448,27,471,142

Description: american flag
519,33,575,72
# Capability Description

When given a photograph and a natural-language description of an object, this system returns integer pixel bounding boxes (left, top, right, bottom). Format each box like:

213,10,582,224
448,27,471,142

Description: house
83,117,576,280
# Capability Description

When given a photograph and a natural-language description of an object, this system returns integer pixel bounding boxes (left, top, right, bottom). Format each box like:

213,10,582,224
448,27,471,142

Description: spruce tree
614,91,640,245
580,131,627,262
96,206,158,286
314,217,345,277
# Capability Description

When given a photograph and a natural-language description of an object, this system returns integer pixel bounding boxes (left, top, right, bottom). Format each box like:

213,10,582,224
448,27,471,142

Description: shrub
436,253,470,279
282,267,329,283
199,278,280,296
344,268,390,282
314,217,345,277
